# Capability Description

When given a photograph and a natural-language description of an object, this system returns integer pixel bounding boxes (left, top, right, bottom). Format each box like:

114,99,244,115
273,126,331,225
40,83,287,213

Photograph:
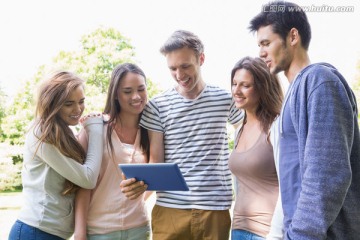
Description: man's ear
199,53,205,66
289,28,300,46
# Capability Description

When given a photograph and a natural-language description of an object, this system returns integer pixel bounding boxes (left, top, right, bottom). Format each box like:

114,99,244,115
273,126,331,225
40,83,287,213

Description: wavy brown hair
34,71,86,195
231,57,283,133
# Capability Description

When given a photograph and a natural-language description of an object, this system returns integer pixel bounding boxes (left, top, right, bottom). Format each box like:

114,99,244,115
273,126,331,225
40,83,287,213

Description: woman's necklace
113,122,138,169
114,121,138,145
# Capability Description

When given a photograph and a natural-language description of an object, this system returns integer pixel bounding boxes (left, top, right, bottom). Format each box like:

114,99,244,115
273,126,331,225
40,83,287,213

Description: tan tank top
228,131,279,237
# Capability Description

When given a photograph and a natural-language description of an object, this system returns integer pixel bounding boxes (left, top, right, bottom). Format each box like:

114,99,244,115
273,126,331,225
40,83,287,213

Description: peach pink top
79,124,148,235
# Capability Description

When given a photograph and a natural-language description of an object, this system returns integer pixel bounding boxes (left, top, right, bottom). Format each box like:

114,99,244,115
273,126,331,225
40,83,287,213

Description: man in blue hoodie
249,1,360,239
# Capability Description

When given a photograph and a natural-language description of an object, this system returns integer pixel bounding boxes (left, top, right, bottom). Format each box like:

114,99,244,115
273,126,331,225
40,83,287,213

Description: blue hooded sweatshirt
279,63,360,240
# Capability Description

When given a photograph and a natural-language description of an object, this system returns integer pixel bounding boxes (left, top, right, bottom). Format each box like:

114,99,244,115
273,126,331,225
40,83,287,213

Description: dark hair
231,57,283,133
249,1,311,50
35,71,86,195
103,63,149,160
160,30,204,57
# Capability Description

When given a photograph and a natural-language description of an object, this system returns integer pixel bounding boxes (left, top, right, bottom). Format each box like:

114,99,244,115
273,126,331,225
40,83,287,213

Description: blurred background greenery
0,27,162,191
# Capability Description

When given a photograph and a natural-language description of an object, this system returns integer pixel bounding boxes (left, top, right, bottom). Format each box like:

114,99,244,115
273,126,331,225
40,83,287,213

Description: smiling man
123,30,243,240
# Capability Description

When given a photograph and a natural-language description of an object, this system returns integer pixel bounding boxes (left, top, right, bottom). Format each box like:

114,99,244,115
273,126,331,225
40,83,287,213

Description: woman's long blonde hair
34,71,86,195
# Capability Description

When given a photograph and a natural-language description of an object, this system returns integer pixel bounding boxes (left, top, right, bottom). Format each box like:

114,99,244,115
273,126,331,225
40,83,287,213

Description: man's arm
286,79,354,239
148,130,164,163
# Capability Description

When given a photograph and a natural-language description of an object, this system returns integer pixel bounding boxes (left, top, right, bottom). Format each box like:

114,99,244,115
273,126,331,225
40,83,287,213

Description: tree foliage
1,26,160,145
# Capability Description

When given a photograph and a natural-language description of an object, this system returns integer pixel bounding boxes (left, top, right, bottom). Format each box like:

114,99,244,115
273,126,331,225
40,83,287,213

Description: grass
0,190,22,195
0,191,22,240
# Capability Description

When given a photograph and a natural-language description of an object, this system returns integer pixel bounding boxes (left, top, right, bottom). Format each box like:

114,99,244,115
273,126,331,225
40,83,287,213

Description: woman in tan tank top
228,57,283,240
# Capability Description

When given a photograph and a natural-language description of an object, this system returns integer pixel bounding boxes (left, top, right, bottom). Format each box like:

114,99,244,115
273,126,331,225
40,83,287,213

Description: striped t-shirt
140,85,243,210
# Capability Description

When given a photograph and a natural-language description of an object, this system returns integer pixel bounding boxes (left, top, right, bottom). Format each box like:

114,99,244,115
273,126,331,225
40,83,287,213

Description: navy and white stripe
140,85,243,210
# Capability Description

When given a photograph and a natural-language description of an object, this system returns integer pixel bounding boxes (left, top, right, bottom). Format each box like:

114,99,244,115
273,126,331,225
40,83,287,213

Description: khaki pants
151,205,231,240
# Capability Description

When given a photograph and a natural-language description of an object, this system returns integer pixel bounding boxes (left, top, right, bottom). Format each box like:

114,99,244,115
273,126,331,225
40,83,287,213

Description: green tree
1,68,44,145
2,26,160,145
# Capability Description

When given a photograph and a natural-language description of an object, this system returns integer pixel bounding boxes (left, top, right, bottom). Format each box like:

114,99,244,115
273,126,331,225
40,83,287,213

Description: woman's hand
120,173,148,200
80,112,103,125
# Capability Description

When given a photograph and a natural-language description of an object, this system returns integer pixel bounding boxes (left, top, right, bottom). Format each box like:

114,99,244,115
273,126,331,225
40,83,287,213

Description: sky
0,0,359,98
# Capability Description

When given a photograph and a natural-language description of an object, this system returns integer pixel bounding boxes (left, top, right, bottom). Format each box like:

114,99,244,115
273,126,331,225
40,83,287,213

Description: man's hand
120,173,148,200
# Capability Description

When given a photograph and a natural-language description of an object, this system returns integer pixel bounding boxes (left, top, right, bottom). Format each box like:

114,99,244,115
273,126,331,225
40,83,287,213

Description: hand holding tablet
118,163,189,191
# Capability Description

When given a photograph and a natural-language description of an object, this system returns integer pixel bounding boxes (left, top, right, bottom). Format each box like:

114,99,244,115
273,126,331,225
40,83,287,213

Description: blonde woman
8,71,103,240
